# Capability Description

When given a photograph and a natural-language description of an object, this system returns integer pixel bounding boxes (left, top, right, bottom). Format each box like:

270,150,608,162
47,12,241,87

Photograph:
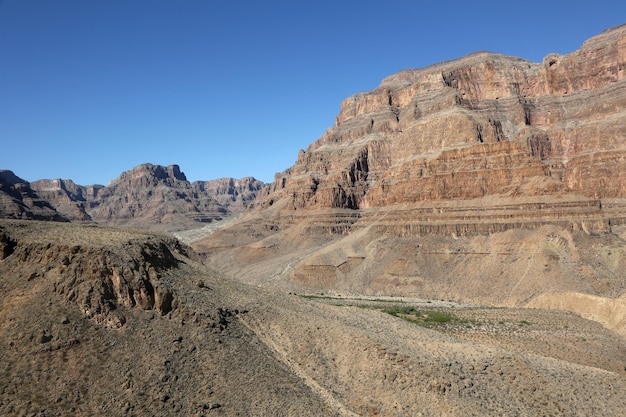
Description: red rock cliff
254,24,626,211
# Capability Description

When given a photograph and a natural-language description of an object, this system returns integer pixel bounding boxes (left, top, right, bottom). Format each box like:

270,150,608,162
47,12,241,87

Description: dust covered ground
1,220,625,416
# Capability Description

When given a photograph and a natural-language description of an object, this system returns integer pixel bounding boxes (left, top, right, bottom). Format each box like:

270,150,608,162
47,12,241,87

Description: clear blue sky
1,1,624,185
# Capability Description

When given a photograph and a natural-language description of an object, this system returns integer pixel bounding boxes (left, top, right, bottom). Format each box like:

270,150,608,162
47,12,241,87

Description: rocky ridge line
0,163,265,232
253,24,626,214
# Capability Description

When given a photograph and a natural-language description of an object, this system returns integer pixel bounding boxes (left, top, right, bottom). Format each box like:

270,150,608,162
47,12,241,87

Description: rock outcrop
0,219,184,328
30,178,100,221
0,170,68,222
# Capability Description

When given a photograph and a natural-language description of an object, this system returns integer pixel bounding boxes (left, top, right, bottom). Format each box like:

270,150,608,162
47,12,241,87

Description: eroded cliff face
85,163,227,230
197,25,626,323
0,222,184,328
30,178,100,221
192,177,265,213
27,164,265,232
255,24,626,211
0,170,68,222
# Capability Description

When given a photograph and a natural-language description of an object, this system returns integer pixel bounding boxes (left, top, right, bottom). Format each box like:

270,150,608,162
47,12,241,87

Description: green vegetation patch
296,295,477,328
382,306,456,326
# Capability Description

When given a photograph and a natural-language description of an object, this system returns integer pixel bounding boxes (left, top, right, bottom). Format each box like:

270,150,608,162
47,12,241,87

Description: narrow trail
265,245,323,284
237,315,359,417
508,242,538,300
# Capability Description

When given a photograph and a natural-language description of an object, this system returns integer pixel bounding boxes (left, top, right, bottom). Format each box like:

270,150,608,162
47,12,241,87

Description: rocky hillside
26,177,102,222
80,164,228,231
0,219,328,416
0,170,67,222
195,25,626,335
0,164,264,232
2,219,625,416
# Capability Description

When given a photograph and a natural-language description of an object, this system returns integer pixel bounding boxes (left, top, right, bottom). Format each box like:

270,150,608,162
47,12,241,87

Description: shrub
382,306,454,326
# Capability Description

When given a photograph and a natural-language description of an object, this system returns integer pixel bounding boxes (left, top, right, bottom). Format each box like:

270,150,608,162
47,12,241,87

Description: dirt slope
2,220,625,416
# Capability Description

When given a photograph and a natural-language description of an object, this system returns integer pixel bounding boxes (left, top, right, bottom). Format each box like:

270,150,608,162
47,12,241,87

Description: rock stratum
1,219,626,416
255,24,626,210
257,26,626,211
0,164,264,232
195,25,626,337
0,170,68,222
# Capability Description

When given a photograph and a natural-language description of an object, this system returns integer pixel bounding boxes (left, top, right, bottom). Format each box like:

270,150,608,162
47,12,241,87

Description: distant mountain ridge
0,170,67,222
0,164,264,232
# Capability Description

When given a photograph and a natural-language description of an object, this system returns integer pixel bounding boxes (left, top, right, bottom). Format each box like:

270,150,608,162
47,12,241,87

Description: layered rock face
26,163,265,232
197,25,626,330
192,176,265,213
30,178,101,221
256,24,626,213
85,163,227,231
0,170,68,222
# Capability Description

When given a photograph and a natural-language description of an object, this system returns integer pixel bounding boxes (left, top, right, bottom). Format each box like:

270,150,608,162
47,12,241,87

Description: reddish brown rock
197,25,626,325
28,164,265,232
30,178,98,221
255,25,626,213
0,170,68,222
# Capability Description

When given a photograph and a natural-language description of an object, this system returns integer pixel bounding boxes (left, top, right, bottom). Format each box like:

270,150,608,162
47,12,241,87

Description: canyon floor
1,219,625,416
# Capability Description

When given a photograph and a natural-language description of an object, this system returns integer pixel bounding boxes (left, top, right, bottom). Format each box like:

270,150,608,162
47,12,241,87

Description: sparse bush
382,306,454,326
427,311,453,323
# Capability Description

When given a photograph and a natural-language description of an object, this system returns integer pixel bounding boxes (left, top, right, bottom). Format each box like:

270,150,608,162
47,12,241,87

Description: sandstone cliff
196,25,626,335
255,24,626,211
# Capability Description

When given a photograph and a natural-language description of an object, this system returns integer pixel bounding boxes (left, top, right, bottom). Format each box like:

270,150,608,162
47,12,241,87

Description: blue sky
1,1,624,185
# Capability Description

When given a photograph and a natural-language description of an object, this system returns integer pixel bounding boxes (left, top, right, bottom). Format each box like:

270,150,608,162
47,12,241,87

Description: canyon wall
197,25,626,321
15,164,265,232
254,25,626,212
